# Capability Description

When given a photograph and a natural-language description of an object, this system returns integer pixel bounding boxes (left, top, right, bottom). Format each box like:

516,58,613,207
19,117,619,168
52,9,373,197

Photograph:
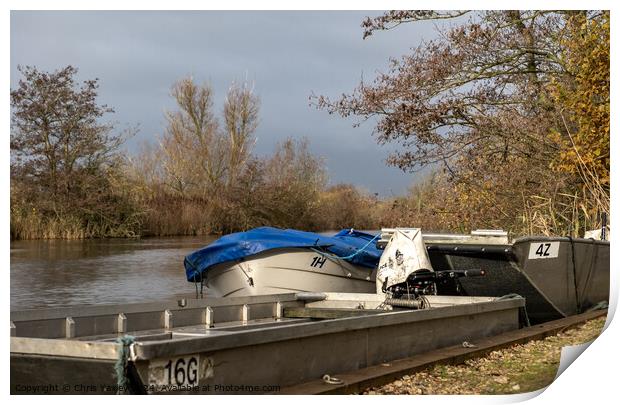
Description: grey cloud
11,10,439,195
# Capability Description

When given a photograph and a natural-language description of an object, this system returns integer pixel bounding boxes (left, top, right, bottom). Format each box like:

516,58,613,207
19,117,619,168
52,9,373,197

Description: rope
186,256,201,283
496,293,531,327
585,300,608,311
462,341,477,348
311,233,380,262
322,374,344,385
579,238,600,313
384,297,424,309
568,237,581,313
115,335,136,394
189,257,202,299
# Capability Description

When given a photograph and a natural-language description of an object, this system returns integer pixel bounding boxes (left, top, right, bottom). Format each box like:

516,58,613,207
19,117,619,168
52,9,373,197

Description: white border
4,2,618,404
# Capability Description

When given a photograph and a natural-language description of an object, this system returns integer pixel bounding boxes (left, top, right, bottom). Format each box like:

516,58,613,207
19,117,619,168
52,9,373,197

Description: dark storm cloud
11,10,437,195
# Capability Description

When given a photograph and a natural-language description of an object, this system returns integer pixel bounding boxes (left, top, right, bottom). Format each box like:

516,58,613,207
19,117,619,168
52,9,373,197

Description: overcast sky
10,11,440,196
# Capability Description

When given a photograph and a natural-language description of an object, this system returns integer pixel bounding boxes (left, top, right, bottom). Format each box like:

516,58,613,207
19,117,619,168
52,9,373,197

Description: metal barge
421,232,610,323
10,292,524,395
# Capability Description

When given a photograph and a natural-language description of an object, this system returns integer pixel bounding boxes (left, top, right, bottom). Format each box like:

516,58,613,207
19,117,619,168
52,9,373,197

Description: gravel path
364,316,606,395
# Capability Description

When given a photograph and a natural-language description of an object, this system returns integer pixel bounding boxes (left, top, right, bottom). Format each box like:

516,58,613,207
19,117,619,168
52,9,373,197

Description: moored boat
183,227,382,297
427,234,610,323
185,227,610,324
10,292,526,394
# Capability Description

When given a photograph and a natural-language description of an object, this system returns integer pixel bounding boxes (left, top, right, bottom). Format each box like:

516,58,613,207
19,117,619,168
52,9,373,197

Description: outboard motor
376,228,435,298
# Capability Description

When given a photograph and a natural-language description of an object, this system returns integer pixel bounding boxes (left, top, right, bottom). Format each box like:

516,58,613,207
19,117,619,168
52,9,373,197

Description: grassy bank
364,316,605,395
11,180,607,240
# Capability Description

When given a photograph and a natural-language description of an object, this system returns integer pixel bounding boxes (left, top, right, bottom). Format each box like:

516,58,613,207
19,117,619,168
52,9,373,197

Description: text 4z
535,243,552,257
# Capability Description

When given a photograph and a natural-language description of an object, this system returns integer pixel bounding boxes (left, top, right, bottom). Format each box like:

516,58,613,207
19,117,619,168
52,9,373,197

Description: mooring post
65,317,75,338
275,301,283,319
117,313,127,334
241,304,250,324
10,321,16,337
204,307,214,328
164,310,173,329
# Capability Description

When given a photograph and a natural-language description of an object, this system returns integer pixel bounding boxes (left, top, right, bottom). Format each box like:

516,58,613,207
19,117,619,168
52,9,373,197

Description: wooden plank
283,307,387,319
278,310,607,394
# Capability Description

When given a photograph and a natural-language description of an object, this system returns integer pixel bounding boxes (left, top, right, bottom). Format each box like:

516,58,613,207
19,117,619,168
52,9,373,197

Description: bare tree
260,138,327,227
11,65,125,201
160,77,226,197
159,77,260,198
10,65,139,238
224,81,259,186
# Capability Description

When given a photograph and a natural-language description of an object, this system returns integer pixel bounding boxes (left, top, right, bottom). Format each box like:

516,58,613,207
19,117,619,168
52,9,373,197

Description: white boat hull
204,248,376,297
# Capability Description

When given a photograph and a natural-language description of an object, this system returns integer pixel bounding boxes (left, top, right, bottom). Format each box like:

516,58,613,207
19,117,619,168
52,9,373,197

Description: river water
10,236,217,311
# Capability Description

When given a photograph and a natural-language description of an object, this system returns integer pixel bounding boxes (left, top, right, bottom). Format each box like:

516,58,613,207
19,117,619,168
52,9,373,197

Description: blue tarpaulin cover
184,226,382,282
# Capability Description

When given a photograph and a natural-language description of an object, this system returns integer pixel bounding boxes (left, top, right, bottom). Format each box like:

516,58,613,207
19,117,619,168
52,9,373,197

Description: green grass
365,317,606,395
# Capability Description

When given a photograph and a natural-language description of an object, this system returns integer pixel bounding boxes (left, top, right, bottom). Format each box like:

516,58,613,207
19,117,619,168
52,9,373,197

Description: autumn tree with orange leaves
315,10,610,236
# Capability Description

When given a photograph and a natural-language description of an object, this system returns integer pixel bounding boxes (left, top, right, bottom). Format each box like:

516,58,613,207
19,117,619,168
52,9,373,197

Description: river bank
364,317,606,395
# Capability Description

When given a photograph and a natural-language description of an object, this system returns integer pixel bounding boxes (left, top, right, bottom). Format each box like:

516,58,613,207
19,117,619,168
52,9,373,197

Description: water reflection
10,236,216,311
